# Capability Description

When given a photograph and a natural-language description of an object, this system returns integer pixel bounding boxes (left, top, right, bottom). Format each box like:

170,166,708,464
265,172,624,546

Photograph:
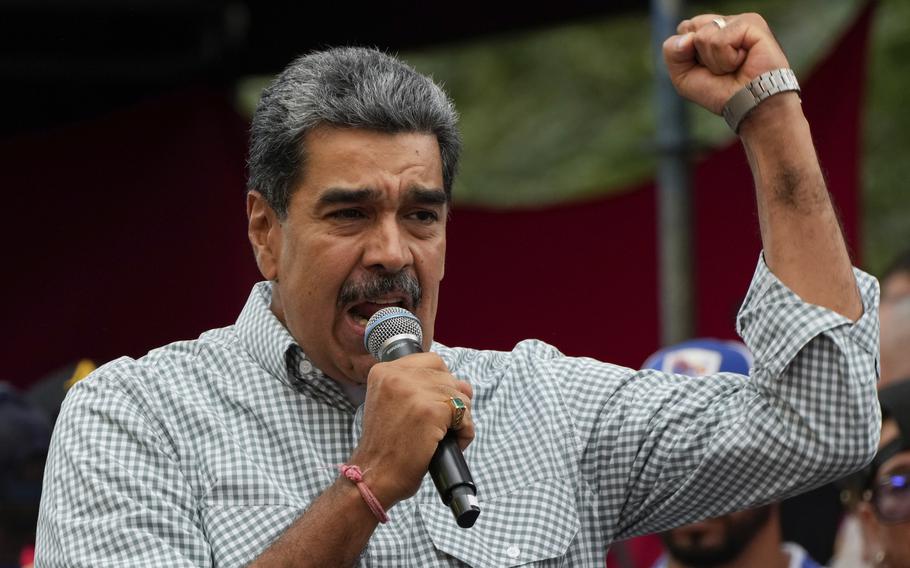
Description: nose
362,215,413,273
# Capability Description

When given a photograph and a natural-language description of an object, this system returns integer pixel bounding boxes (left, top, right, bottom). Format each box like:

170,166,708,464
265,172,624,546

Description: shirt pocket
418,477,580,568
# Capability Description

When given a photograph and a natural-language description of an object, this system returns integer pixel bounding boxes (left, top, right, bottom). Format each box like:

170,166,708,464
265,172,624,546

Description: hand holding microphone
353,307,480,528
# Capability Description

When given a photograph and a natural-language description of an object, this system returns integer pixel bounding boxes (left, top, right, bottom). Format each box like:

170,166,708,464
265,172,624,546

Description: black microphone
364,307,480,529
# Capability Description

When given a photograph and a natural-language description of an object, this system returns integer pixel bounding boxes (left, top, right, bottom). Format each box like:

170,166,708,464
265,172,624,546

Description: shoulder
434,338,563,365
63,323,245,423
433,338,634,395
432,339,563,382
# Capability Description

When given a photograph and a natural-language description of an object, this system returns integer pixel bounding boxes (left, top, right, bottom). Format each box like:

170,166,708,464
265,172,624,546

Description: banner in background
0,4,872,387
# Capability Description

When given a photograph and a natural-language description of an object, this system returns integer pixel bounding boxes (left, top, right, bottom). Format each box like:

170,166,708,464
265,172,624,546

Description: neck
667,514,789,568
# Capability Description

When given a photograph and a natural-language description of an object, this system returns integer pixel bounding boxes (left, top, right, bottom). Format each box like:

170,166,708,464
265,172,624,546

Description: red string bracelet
339,464,389,524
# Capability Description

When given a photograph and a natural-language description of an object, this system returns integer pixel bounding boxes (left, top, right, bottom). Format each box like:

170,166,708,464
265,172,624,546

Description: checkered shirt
35,256,881,567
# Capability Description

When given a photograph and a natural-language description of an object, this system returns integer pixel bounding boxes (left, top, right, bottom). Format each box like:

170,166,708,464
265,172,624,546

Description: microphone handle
430,432,480,528
378,336,480,528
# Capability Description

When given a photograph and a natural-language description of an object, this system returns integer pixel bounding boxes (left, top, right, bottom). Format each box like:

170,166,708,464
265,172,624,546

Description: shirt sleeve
562,254,881,540
35,364,211,567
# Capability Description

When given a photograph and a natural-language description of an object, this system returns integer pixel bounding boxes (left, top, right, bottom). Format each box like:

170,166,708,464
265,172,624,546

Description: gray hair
247,46,461,218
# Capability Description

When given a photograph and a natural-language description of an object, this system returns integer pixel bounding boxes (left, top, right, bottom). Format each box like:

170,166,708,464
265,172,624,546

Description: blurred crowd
4,249,910,568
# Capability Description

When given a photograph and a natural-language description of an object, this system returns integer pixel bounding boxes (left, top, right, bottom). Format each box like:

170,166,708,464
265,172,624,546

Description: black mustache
338,272,421,310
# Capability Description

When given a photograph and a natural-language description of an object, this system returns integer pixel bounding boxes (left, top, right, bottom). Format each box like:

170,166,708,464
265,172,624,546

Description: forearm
249,479,379,568
740,93,862,321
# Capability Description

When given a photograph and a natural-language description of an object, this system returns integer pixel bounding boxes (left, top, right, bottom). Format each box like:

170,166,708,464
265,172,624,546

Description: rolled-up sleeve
567,254,880,540
736,255,881,475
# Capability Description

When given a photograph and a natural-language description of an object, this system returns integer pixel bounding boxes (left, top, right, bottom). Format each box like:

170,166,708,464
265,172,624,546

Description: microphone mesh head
364,307,423,360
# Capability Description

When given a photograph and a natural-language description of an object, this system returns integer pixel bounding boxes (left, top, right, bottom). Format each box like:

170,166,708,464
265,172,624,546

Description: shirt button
299,360,313,375
506,545,520,559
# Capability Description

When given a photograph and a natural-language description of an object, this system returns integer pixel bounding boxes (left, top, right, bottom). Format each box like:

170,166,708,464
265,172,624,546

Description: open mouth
347,297,409,329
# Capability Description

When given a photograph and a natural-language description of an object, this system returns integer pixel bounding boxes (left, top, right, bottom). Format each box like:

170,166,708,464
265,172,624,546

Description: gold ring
450,397,466,429
713,17,727,29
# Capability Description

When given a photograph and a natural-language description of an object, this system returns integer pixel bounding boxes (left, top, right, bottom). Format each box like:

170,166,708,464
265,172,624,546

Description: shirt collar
235,281,298,386
235,281,356,412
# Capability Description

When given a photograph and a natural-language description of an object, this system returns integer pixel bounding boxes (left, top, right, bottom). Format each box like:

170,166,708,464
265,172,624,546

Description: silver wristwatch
722,68,801,133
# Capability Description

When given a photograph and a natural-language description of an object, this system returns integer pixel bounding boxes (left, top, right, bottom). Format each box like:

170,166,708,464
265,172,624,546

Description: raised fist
662,13,791,115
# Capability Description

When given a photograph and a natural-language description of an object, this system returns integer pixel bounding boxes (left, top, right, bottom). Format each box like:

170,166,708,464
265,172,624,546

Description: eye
329,208,367,220
408,210,440,224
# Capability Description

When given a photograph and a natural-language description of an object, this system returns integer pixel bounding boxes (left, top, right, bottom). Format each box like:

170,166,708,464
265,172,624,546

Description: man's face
661,506,773,568
248,126,447,385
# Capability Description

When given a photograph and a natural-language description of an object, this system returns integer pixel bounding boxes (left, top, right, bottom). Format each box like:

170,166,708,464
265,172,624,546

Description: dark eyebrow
407,187,448,206
316,186,447,206
316,187,379,206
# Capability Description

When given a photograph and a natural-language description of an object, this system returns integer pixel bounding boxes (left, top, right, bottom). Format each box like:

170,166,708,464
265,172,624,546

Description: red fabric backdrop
0,6,871,389
1,92,260,387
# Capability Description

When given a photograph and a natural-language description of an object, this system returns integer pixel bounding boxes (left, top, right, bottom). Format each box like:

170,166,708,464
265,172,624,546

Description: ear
247,191,282,281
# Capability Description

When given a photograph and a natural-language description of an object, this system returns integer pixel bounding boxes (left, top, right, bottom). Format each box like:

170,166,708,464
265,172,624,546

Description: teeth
373,299,401,305
355,315,369,326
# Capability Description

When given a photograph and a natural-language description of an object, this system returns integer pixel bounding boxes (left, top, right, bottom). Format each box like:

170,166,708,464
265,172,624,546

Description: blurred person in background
640,340,824,568
657,504,820,568
830,249,910,568
0,383,51,568
880,297,910,388
880,249,910,388
0,362,92,568
881,250,910,307
838,381,910,568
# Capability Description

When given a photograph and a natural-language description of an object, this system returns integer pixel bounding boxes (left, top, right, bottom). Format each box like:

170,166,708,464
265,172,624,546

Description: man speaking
36,13,880,567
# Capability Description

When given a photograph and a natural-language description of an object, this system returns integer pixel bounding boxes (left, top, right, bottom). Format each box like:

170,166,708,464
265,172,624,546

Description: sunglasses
865,473,910,524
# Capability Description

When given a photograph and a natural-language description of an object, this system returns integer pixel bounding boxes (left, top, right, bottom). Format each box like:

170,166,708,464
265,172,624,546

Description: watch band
722,68,801,133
